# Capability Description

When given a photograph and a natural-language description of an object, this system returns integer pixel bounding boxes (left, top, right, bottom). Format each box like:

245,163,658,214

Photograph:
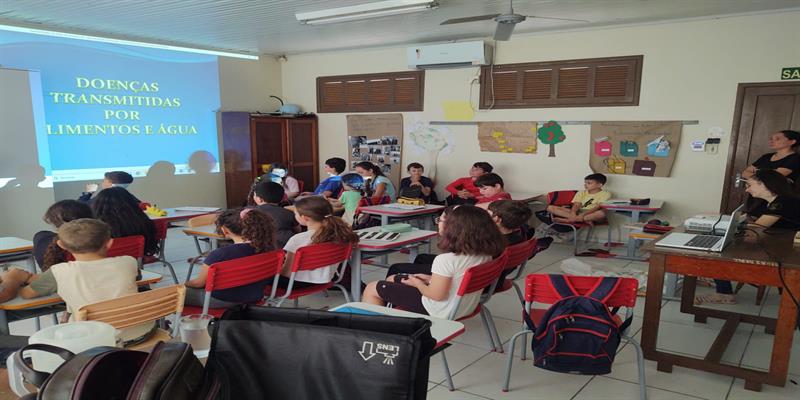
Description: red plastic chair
437,253,508,391
541,190,609,255
267,242,353,307
142,220,179,284
502,274,645,399
297,179,305,193
181,250,285,317
492,237,538,302
66,235,145,264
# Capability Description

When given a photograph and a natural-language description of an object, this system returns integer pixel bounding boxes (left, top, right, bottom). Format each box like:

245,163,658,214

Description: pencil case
380,223,413,233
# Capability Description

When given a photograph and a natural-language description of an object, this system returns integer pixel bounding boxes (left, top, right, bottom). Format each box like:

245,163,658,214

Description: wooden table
332,302,465,349
0,237,35,272
357,204,444,228
349,227,438,301
641,228,800,391
0,271,163,334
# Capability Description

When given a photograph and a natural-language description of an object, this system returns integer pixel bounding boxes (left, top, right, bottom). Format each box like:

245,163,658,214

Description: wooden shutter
317,71,424,112
480,55,642,108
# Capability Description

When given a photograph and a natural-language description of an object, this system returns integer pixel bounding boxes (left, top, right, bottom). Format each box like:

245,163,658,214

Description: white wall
282,11,800,231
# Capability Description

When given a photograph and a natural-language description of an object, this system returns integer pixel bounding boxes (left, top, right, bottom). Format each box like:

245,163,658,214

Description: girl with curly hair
184,207,277,308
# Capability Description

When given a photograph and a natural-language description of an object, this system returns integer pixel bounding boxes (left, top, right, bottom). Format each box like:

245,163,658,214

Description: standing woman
354,161,396,201
741,130,799,215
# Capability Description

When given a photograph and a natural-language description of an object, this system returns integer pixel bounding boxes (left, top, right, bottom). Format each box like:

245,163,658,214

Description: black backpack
15,341,206,400
523,275,631,375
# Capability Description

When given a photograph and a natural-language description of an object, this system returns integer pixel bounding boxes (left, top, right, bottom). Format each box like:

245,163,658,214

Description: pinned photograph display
477,122,537,154
589,121,682,177
346,114,403,187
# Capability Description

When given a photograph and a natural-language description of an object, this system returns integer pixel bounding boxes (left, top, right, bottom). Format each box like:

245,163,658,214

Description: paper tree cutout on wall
537,121,566,157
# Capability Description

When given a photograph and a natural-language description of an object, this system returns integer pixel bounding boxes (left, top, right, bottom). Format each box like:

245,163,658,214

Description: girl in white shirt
280,196,359,288
362,206,505,319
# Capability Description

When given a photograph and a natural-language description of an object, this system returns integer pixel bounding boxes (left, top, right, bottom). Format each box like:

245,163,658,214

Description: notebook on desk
655,205,743,252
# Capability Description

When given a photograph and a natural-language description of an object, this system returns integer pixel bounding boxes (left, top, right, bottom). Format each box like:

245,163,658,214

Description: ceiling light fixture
0,23,259,60
296,0,438,25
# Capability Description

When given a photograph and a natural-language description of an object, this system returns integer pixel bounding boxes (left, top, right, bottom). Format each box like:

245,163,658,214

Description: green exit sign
782,67,800,80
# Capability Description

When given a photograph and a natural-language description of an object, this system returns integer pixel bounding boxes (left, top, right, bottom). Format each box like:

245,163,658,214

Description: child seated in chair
328,173,365,226
547,173,611,225
444,162,492,206
253,181,300,248
185,208,277,308
474,173,512,208
280,197,359,290
15,218,152,345
363,206,504,319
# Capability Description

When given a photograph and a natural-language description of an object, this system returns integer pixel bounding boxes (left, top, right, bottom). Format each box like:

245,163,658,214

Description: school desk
332,302,465,349
0,237,35,272
0,270,163,335
640,227,800,392
601,199,664,259
148,207,219,223
507,192,544,204
357,203,444,228
349,227,438,301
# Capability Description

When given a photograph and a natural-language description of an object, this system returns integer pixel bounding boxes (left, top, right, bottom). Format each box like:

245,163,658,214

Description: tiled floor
7,226,800,399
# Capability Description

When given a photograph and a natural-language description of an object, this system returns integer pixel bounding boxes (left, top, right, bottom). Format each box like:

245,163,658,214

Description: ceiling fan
440,0,589,41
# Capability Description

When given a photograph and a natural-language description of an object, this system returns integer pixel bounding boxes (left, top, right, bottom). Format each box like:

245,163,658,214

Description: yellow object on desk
145,205,167,217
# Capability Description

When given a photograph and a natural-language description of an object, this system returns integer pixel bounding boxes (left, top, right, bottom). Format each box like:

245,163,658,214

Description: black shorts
386,263,432,278
375,281,427,315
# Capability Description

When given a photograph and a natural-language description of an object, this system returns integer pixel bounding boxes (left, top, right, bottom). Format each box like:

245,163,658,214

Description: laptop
655,204,744,252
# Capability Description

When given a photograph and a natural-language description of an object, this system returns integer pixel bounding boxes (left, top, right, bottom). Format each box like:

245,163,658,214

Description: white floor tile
428,343,491,384
573,376,704,400
740,330,800,375
426,384,493,399
451,351,591,400
726,376,800,400
606,340,735,400
450,314,524,352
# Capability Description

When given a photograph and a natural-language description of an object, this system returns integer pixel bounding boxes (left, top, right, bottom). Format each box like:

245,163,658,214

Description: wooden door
720,82,800,213
250,117,287,179
287,118,319,190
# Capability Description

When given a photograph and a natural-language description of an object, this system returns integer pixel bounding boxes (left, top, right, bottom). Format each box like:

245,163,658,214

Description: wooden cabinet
221,113,318,207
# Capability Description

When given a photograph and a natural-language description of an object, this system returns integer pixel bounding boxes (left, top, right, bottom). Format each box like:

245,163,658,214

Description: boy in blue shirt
311,158,346,198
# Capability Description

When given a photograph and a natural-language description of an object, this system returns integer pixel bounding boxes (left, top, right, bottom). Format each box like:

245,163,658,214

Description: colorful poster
477,122,537,154
589,121,682,177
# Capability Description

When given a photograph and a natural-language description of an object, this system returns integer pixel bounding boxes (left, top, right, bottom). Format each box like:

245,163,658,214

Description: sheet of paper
441,101,474,121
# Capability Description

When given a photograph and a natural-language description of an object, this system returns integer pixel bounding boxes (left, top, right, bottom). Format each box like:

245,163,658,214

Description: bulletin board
589,121,682,177
346,113,403,187
476,122,537,154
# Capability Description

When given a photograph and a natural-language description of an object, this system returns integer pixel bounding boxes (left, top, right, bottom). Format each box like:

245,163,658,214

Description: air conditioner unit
407,41,492,69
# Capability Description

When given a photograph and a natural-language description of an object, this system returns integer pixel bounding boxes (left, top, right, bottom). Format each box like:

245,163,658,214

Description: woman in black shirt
742,130,800,181
742,130,799,216
746,169,800,230
697,169,799,305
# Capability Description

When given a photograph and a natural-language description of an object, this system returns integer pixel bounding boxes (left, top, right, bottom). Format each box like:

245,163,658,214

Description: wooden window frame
479,55,643,109
317,71,425,113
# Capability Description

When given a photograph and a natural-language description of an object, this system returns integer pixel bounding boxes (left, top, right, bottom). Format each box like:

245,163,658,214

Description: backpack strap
586,277,621,303
548,274,579,298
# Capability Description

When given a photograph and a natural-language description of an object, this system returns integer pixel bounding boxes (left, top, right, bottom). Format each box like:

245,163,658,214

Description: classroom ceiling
1,0,799,56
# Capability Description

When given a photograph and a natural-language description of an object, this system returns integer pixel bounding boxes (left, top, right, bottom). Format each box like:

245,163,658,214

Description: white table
350,227,438,301
149,207,219,223
0,237,35,272
601,199,665,260
357,204,444,229
331,302,465,349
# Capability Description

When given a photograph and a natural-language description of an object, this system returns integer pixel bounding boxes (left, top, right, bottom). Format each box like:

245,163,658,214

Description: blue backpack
523,275,631,375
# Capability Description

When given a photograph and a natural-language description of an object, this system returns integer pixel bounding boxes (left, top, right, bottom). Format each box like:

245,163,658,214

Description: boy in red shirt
474,173,512,208
445,162,493,205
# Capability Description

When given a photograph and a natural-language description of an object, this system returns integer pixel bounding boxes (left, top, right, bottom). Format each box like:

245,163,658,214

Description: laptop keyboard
685,235,722,248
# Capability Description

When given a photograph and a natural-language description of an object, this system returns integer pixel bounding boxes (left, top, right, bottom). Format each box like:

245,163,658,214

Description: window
317,71,424,113
479,55,643,109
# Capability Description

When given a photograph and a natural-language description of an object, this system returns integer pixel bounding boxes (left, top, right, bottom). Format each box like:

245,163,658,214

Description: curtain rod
430,120,700,126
